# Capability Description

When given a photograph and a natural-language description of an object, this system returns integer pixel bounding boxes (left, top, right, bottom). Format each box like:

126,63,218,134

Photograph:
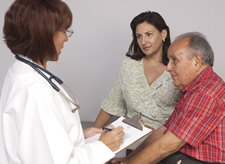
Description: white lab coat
0,58,114,164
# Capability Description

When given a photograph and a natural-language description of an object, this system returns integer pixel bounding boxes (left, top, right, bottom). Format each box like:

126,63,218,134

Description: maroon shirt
164,67,225,163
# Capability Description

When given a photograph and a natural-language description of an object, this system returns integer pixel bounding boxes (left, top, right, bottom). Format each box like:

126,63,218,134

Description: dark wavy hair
3,0,72,65
126,11,171,65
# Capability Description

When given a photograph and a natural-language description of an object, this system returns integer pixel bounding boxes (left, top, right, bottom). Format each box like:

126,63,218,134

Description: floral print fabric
101,57,181,149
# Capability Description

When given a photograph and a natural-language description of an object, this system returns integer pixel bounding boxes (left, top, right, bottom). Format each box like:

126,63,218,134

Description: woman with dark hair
0,0,124,163
94,11,180,152
126,11,171,65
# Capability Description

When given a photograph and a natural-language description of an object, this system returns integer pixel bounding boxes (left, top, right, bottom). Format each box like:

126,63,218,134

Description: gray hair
174,32,214,66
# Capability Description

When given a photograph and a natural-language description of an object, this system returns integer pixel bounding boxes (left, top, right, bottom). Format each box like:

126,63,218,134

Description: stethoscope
15,55,80,113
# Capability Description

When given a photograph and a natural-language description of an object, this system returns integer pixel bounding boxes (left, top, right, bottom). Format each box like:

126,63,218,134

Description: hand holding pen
99,125,124,152
102,127,113,131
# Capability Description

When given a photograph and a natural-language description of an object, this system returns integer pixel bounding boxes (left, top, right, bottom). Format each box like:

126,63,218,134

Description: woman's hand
83,127,103,138
99,125,124,152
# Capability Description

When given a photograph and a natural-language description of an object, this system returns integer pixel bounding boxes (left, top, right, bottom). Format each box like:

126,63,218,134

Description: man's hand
110,157,128,164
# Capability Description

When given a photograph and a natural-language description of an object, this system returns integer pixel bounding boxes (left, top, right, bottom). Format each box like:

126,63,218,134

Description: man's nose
166,61,172,72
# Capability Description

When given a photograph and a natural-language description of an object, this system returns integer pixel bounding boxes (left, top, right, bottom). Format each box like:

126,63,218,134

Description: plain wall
0,0,225,122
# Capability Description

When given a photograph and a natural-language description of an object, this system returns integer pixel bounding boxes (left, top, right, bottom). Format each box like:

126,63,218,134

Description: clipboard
85,116,153,154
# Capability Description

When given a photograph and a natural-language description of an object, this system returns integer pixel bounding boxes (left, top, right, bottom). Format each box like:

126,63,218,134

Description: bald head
166,33,211,91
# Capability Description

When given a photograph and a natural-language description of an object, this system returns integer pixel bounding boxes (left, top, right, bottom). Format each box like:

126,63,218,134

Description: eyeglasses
64,29,74,37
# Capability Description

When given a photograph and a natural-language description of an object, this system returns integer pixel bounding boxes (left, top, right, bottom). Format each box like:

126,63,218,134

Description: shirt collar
183,66,213,93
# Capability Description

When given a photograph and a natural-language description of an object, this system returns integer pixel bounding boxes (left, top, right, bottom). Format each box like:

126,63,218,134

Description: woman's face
53,30,68,60
136,22,167,57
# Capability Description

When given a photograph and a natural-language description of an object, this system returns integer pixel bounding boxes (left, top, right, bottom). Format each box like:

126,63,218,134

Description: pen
102,127,112,131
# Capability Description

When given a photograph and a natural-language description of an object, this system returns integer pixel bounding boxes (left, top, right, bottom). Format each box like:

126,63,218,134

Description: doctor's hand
83,127,103,139
99,125,124,152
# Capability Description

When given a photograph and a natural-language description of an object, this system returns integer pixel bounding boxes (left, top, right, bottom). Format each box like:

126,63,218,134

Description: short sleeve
166,91,224,148
101,61,126,116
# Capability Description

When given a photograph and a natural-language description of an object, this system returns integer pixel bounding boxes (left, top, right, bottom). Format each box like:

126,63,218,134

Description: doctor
0,0,124,164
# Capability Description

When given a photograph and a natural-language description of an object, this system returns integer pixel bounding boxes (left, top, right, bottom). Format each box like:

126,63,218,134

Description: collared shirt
101,57,181,149
164,66,225,163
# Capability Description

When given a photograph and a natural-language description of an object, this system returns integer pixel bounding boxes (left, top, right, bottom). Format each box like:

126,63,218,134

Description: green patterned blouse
101,57,181,149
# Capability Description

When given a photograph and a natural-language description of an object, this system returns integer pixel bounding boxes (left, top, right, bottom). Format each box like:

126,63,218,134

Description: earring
163,39,165,42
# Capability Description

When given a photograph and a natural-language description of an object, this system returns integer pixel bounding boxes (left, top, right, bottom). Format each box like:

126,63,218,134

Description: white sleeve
35,85,115,164
69,141,115,164
1,68,115,164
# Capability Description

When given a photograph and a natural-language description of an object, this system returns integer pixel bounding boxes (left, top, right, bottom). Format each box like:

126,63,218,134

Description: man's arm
111,126,167,164
128,126,166,157
127,130,186,164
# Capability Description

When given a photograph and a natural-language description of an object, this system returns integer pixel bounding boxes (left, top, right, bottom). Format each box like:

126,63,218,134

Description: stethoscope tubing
15,55,80,112
15,55,62,92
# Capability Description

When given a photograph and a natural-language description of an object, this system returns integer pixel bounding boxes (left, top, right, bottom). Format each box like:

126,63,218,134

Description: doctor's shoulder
0,63,53,113
5,62,53,100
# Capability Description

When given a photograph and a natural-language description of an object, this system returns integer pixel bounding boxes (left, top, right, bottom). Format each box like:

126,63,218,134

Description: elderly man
111,32,225,164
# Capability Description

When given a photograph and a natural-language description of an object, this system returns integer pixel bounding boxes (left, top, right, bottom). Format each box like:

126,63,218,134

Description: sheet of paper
85,116,152,154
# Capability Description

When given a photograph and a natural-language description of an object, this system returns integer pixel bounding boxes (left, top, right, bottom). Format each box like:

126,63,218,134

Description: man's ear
193,54,203,71
161,29,167,42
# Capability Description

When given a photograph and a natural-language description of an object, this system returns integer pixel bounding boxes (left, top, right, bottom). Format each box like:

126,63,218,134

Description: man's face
167,38,198,91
